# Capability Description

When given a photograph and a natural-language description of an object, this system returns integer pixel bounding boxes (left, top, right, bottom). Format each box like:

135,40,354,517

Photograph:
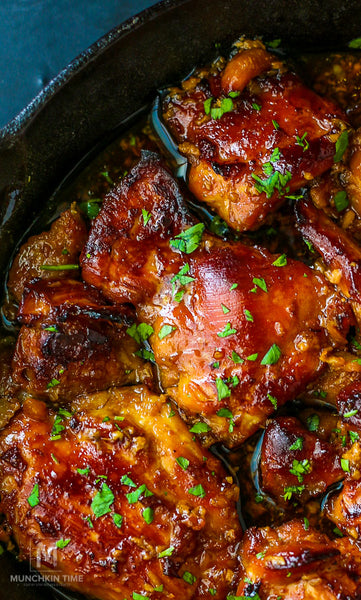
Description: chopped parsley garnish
349,431,359,443
91,483,114,518
343,409,358,418
141,209,151,225
77,466,90,476
121,474,137,487
252,102,262,111
47,378,60,389
188,484,206,498
244,309,254,322
246,353,258,361
101,170,113,184
261,343,281,365
174,289,185,302
171,263,195,287
296,132,309,151
56,538,71,549
256,551,266,559
158,546,175,558
132,593,149,600
44,325,58,332
50,408,72,440
268,38,281,48
252,166,292,199
153,585,164,592
170,223,205,254
231,350,244,364
267,393,278,410
135,348,155,363
333,527,344,537
307,413,319,432
272,253,287,267
126,483,153,504
142,507,154,524
113,513,123,528
158,325,176,340
283,484,305,501
334,130,349,162
183,571,197,585
304,517,309,530
349,37,361,48
272,119,280,130
289,437,303,451
229,91,240,98
126,322,154,344
334,190,349,212
216,377,231,401
212,361,220,368
341,458,350,472
217,322,237,338
290,459,311,483
204,95,236,120
176,457,190,470
229,283,238,291
51,453,59,464
27,483,40,507
78,199,102,219
252,277,268,292
209,589,217,596
221,303,230,314
190,422,211,434
217,408,235,432
40,264,79,271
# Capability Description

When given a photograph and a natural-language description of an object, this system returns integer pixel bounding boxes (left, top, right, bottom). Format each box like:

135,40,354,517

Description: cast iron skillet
1,0,361,598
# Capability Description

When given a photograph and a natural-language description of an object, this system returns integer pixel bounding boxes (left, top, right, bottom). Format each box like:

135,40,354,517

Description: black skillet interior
1,0,361,598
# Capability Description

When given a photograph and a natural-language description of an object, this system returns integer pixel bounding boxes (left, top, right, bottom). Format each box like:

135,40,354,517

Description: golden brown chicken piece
161,38,346,231
260,417,343,507
0,389,241,600
11,279,152,400
7,205,87,303
236,519,361,599
81,154,353,446
295,197,361,303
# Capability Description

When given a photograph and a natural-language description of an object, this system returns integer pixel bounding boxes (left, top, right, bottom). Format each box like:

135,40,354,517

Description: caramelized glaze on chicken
0,390,241,600
162,38,346,231
81,153,353,446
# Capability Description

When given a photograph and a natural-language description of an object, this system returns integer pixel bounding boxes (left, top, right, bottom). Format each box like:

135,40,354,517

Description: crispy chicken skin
161,38,346,231
7,206,87,303
236,519,361,599
81,154,353,445
0,389,241,600
11,279,152,400
260,417,343,507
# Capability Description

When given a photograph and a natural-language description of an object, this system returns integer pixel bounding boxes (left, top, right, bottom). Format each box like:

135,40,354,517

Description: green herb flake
296,132,309,151
252,102,261,111
252,168,292,199
307,414,320,432
334,130,349,163
229,283,238,291
112,513,123,528
91,483,114,518
40,264,80,271
334,190,349,212
244,309,254,322
188,484,206,498
217,322,237,338
190,422,211,434
47,378,60,389
62,248,69,255
231,350,244,364
56,538,71,549
333,527,344,537
44,325,58,332
51,453,59,464
212,361,220,368
79,200,102,219
140,209,151,226
158,324,176,340
261,343,281,365
304,517,309,530
221,303,230,314
208,589,217,596
217,408,233,419
204,98,212,115
256,551,266,560
272,119,280,130
349,37,361,48
229,91,240,98
174,289,186,303
246,353,258,361
343,409,358,418
132,593,149,600
252,277,268,293
170,223,205,254
272,253,287,267
349,431,359,443
153,585,164,592
126,483,153,504
158,546,175,558
183,571,197,585
142,507,154,524
267,393,278,410
216,377,231,401
290,459,311,483
283,484,305,501
126,322,154,344
27,483,40,507
176,457,190,470
268,38,281,48
77,466,90,476
289,437,303,451
171,263,195,287
341,458,350,472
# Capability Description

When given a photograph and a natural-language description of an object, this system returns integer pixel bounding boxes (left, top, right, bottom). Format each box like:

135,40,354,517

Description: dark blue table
0,0,158,129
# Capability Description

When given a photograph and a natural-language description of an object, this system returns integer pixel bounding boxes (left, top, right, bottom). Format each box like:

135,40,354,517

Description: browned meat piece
81,154,353,446
295,197,361,303
236,519,361,599
260,417,343,506
161,38,346,231
11,279,152,400
7,205,87,303
0,389,242,600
